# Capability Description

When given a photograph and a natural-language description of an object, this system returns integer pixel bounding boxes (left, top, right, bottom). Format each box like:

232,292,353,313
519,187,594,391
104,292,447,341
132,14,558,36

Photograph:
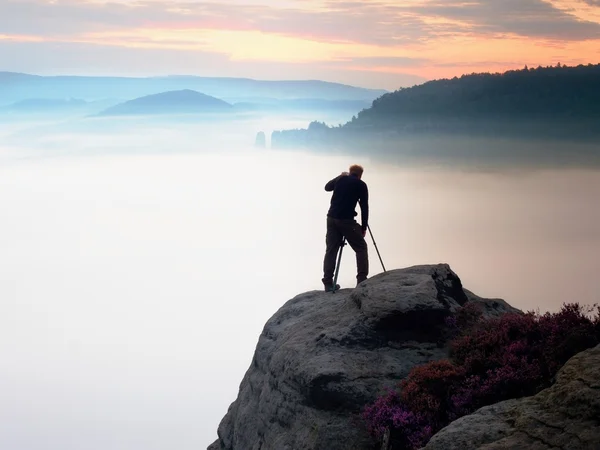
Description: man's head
349,164,364,179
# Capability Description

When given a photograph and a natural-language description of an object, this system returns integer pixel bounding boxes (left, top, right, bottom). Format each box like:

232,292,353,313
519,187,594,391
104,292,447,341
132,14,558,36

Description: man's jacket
325,173,369,231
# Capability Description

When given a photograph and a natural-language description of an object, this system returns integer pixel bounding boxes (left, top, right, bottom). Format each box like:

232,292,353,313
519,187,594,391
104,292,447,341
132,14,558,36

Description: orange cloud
544,0,600,23
74,27,417,63
0,34,45,43
3,23,599,80
1,0,600,88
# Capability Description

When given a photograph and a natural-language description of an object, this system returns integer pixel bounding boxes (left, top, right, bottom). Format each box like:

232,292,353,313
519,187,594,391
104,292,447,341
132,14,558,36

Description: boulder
422,344,600,450
208,264,519,450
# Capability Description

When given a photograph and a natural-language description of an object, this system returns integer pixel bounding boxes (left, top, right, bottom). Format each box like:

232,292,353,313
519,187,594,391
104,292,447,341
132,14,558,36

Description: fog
1,115,599,450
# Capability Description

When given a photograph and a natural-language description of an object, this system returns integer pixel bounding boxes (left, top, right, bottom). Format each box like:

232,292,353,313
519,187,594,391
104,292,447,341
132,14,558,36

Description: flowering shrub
399,360,465,427
362,389,433,449
362,302,600,450
537,303,600,375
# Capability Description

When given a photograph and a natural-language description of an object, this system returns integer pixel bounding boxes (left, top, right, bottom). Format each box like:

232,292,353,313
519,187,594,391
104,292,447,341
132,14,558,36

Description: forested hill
271,64,600,148
350,64,600,126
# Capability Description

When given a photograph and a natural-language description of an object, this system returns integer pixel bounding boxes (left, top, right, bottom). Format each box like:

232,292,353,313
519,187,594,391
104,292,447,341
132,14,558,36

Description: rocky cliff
208,264,519,450
422,343,600,450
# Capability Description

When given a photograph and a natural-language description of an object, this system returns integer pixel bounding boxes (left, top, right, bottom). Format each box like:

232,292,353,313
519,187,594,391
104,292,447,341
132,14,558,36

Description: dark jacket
325,173,369,230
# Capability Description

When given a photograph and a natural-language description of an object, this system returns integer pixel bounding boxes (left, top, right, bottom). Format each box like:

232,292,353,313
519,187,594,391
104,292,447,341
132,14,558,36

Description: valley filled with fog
1,110,600,449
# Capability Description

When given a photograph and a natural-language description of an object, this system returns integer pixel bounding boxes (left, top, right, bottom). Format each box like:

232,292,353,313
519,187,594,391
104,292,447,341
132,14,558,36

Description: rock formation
254,131,266,148
271,121,338,149
208,264,519,450
422,343,600,450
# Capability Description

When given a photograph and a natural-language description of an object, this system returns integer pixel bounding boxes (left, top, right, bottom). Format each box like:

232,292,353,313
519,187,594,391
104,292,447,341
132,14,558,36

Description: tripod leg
367,225,386,272
332,237,346,293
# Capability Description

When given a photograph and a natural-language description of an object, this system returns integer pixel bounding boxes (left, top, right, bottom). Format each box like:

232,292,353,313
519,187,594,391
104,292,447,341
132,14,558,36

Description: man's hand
362,227,367,238
341,171,349,176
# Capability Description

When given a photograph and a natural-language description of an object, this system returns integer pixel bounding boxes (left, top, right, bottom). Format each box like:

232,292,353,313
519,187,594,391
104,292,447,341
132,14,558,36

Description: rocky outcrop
254,131,266,148
421,343,600,450
271,121,339,149
208,264,519,450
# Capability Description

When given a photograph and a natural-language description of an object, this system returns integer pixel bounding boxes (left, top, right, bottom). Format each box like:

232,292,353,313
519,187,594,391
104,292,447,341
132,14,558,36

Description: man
321,164,369,292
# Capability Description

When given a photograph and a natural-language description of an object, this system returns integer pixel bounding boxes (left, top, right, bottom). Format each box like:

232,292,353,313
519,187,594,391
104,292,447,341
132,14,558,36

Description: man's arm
324,172,349,191
359,183,369,232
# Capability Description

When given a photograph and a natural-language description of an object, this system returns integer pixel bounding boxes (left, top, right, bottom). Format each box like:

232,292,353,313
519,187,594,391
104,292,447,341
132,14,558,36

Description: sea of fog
1,116,599,450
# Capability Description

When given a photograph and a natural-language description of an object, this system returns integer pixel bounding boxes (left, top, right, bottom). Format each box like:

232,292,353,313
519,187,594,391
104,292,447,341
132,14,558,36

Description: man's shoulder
347,176,367,188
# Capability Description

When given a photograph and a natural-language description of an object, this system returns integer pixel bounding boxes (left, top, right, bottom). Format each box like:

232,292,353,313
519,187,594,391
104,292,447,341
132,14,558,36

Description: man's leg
322,217,343,288
340,219,369,285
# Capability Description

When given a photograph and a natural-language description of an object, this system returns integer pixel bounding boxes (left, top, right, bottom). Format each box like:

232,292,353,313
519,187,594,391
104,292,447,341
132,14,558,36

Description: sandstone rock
462,288,521,318
209,264,518,450
254,131,266,148
422,344,600,450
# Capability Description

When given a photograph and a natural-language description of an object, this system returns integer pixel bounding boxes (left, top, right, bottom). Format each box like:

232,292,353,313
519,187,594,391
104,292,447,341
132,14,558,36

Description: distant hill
352,63,600,124
0,72,41,82
271,63,600,149
0,72,388,105
4,98,88,112
96,90,233,116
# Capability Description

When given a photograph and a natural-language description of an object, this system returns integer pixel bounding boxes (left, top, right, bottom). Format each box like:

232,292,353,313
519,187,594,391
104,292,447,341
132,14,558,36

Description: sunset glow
1,0,599,88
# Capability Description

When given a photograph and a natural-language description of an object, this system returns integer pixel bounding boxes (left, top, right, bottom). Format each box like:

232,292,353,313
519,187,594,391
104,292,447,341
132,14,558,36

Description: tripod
331,225,386,293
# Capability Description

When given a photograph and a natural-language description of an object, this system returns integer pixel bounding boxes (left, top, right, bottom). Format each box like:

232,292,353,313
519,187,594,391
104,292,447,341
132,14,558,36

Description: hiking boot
322,278,341,292
324,283,341,292
356,277,367,287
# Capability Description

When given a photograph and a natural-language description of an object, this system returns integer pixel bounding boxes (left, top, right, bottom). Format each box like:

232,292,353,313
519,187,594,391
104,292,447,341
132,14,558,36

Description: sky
1,0,600,92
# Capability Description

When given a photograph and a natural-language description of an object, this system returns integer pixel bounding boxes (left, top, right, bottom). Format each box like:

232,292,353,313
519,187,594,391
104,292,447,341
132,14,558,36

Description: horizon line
2,61,598,93
0,70,393,91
